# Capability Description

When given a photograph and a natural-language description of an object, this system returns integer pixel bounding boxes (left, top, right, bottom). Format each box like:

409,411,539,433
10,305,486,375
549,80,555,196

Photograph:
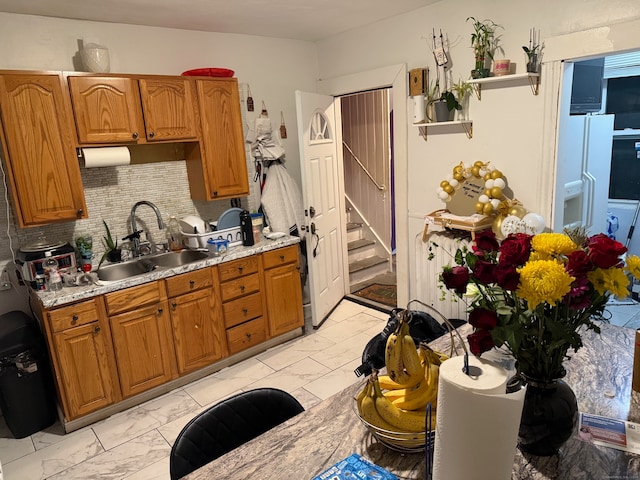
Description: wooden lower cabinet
109,302,176,398
169,287,227,374
262,245,304,337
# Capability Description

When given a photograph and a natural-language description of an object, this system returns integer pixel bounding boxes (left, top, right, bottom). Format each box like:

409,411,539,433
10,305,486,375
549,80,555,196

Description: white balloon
449,179,460,189
479,194,490,203
490,198,501,209
493,178,506,189
444,195,452,202
522,213,546,234
501,215,523,236
485,179,495,189
438,190,449,200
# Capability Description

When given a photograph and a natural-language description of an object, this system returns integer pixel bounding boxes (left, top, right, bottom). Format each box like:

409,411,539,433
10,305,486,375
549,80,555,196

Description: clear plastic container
43,252,62,291
250,213,264,244
166,216,183,252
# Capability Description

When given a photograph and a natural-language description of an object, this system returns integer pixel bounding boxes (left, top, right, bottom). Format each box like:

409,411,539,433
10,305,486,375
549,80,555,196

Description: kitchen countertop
186,322,640,480
33,235,300,309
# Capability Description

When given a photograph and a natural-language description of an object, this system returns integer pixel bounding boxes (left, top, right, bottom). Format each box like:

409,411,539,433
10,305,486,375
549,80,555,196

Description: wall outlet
0,268,12,291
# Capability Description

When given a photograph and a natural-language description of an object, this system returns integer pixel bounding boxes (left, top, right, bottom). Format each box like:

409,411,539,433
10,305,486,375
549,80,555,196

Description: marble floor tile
3,428,102,480
157,403,211,446
244,356,331,392
47,430,171,480
302,357,363,400
328,300,372,322
315,311,385,343
310,331,371,370
605,304,640,327
0,417,35,464
92,389,200,451
257,332,336,371
290,387,323,411
184,358,275,406
31,421,95,451
124,456,170,480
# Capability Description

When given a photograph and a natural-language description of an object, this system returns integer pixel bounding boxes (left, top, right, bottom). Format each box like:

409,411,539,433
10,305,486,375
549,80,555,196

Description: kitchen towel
82,147,130,168
432,355,526,480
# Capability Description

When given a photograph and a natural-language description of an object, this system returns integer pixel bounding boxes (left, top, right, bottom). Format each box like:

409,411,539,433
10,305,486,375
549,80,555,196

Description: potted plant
522,44,543,73
467,17,502,78
451,79,474,120
99,220,121,267
426,81,461,122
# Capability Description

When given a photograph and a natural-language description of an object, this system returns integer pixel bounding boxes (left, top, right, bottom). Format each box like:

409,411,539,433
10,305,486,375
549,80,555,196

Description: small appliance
16,239,76,286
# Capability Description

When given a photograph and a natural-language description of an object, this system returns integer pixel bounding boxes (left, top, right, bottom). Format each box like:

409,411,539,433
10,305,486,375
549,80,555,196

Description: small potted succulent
427,81,461,122
467,17,502,78
99,220,121,267
451,79,474,120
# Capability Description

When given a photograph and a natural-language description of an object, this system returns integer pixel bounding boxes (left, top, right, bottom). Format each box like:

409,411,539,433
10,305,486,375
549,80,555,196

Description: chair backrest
169,387,304,480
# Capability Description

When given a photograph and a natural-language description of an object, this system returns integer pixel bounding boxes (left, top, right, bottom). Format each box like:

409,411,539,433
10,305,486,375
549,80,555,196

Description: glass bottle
166,216,183,252
43,251,63,291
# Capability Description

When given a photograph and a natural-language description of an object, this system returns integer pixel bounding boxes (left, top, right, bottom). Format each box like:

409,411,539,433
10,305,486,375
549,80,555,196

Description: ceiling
0,0,441,42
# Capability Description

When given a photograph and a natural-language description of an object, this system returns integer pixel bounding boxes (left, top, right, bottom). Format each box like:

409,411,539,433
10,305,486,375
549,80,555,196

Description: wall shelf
414,120,473,140
469,72,540,99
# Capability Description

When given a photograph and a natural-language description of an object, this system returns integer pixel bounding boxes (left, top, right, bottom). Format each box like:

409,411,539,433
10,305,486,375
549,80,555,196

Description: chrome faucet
128,201,165,257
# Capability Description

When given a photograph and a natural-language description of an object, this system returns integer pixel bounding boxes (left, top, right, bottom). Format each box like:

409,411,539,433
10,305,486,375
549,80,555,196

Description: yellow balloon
483,203,494,215
454,165,463,174
484,188,492,197
454,173,465,182
440,180,450,188
471,166,481,177
475,202,485,214
490,170,503,179
492,215,505,240
509,205,527,218
474,161,484,167
484,173,491,181
490,187,503,198
443,185,455,194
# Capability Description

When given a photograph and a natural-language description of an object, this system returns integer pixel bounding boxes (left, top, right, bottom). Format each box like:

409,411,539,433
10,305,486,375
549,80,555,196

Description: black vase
517,375,578,456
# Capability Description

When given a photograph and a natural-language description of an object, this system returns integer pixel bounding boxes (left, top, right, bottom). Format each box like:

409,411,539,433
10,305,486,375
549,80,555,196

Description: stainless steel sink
97,250,209,281
145,250,209,268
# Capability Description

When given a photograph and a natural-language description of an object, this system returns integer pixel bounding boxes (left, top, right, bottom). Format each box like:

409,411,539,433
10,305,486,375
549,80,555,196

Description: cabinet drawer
218,256,259,282
48,299,100,333
165,268,213,297
262,245,298,269
220,273,260,302
223,292,263,328
104,282,162,316
226,316,267,355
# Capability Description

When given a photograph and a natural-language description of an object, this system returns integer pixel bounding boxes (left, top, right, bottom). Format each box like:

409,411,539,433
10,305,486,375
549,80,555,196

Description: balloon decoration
436,161,547,239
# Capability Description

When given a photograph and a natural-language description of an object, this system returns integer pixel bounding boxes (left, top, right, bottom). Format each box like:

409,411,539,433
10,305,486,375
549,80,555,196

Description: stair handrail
343,142,386,192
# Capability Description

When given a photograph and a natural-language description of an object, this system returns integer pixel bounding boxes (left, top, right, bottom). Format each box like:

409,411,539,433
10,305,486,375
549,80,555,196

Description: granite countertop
34,235,300,309
186,322,640,480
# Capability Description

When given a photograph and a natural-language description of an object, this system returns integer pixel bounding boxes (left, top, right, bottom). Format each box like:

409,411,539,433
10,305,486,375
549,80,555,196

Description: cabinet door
68,76,144,144
138,77,199,142
0,73,87,227
263,262,304,337
109,302,175,398
53,322,118,419
186,78,249,200
169,288,227,374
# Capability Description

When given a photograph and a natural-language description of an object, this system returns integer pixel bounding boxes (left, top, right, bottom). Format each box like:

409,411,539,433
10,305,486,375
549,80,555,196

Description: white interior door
295,91,345,327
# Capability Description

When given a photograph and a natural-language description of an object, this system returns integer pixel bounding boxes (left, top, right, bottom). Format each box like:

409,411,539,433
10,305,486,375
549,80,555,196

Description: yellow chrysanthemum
625,255,640,281
588,267,630,297
517,259,574,309
531,233,578,260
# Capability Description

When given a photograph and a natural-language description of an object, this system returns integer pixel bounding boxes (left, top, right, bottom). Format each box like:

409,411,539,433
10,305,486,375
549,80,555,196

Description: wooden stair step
349,255,387,274
346,222,363,232
348,238,375,252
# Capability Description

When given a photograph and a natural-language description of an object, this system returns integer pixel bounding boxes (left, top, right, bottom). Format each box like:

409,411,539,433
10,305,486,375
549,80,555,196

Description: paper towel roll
82,147,130,168
432,355,526,480
412,95,426,123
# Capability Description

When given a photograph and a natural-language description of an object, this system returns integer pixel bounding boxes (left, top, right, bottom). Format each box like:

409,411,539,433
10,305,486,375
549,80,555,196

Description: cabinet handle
240,285,245,292
157,308,163,315
246,333,252,340
213,191,218,197
242,308,248,315
171,302,177,310
189,280,195,288
280,255,285,262
149,131,155,138
132,132,139,139
94,325,101,334
76,209,84,217
238,267,243,274
71,314,78,325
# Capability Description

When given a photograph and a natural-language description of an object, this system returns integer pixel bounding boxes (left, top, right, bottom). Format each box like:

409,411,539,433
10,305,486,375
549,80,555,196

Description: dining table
185,321,640,480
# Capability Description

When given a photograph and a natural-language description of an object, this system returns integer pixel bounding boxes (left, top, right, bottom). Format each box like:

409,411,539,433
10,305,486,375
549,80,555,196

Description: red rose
469,308,499,329
472,259,496,284
588,234,627,269
441,266,470,294
473,230,500,254
468,329,495,356
566,250,592,277
494,263,520,290
499,233,532,266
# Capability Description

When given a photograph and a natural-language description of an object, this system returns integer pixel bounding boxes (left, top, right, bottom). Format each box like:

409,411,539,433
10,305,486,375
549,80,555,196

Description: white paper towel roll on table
433,355,526,480
82,147,130,168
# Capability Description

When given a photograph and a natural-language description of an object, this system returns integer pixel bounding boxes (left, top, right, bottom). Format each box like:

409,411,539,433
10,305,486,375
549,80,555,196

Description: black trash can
0,311,56,438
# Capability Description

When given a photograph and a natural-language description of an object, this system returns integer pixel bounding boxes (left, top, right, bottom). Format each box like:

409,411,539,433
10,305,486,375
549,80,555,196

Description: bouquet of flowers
440,228,640,382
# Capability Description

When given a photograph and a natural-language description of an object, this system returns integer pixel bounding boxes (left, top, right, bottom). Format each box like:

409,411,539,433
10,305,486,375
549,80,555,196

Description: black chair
169,387,305,480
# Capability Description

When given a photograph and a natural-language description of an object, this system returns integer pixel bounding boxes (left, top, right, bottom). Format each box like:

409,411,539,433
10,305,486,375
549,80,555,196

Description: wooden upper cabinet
138,77,199,142
185,78,249,200
0,73,87,227
68,76,144,144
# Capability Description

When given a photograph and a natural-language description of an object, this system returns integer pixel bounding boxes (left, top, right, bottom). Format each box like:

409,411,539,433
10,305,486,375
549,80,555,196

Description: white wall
0,12,318,315
315,0,640,303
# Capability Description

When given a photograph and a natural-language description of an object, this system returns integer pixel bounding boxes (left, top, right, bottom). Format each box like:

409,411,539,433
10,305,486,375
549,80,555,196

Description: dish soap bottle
43,251,63,291
166,216,183,252
240,210,254,246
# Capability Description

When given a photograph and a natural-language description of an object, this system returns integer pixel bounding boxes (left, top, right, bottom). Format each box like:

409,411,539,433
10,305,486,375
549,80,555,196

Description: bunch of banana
356,372,434,433
384,317,424,387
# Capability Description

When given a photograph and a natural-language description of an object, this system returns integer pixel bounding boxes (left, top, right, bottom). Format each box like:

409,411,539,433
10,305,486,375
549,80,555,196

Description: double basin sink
97,250,209,282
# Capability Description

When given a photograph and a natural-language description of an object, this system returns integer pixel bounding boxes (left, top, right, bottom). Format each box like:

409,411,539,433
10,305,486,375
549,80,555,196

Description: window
606,76,640,130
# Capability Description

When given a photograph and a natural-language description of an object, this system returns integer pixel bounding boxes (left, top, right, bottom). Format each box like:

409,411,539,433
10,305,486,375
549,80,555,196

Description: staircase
346,215,393,293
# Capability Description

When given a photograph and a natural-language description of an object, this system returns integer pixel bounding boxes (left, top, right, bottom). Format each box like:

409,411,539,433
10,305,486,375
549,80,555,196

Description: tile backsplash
0,157,260,272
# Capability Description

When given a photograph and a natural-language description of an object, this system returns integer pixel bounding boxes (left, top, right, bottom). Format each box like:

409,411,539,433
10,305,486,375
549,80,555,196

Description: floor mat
353,283,397,307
